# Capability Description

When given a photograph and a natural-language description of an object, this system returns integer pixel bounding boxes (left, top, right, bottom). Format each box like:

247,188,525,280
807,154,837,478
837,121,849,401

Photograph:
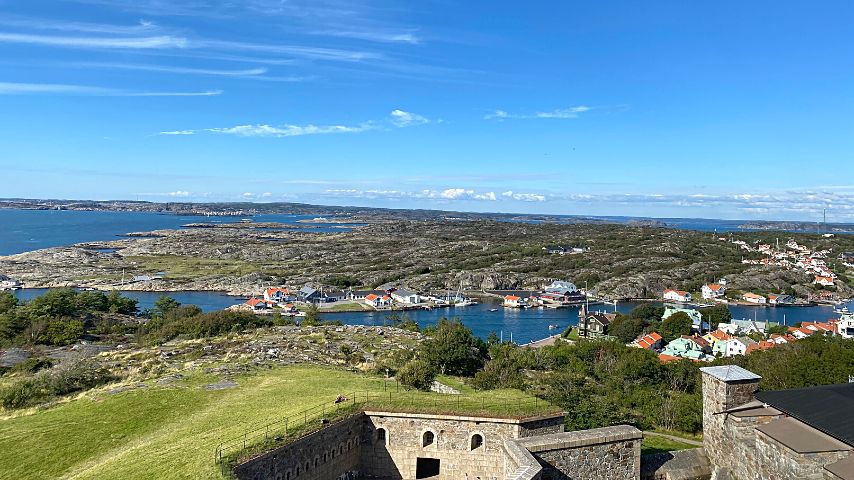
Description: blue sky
1,1,853,221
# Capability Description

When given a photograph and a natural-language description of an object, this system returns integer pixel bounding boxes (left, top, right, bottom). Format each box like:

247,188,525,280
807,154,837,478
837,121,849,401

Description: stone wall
754,430,850,480
513,425,643,480
360,411,563,479
234,414,363,480
701,372,760,472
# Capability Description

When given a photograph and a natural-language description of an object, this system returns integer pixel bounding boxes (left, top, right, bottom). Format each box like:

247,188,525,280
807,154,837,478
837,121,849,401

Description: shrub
397,359,436,391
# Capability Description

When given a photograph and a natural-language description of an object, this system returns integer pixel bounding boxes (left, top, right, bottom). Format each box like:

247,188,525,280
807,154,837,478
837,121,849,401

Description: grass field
640,434,698,455
125,255,261,280
0,365,556,479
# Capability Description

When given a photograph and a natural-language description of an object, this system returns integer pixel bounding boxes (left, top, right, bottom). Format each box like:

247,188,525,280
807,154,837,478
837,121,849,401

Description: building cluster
732,238,840,287
0,275,22,291
241,283,466,313
502,280,585,308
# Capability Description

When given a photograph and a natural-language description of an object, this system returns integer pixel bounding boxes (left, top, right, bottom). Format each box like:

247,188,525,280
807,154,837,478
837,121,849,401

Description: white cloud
0,82,221,97
311,30,420,44
485,105,592,120
390,109,429,127
502,191,546,202
159,130,195,135
168,190,190,197
207,123,372,137
0,32,187,49
77,62,268,77
324,188,525,203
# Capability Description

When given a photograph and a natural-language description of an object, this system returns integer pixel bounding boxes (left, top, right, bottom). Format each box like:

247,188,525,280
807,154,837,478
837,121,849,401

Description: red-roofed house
701,283,726,300
746,340,776,354
632,332,663,350
814,276,835,286
245,297,270,311
263,287,292,303
742,293,767,304
364,293,392,308
503,295,525,308
664,289,692,303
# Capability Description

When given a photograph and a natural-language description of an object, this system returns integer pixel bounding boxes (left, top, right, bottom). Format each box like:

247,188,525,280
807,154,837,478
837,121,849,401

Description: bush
0,358,115,410
397,359,436,391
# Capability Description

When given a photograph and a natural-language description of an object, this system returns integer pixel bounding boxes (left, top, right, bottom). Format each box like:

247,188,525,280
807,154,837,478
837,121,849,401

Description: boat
835,306,850,315
489,308,498,312
548,324,560,330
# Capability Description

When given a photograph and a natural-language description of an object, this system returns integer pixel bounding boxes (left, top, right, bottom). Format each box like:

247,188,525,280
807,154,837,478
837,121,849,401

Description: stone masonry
234,410,646,480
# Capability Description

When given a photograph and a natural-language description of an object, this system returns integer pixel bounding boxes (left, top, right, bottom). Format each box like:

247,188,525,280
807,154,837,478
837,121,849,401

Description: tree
420,318,486,376
702,305,731,329
302,304,321,325
0,292,18,314
629,304,665,322
660,312,693,342
152,296,180,318
397,359,436,391
106,291,138,315
609,315,644,343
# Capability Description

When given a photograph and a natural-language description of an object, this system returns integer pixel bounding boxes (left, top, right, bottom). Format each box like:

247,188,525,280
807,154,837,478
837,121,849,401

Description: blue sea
11,288,851,344
0,209,361,255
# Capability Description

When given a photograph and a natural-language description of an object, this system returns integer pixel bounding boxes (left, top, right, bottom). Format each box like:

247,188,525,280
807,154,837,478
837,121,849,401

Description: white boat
489,308,498,312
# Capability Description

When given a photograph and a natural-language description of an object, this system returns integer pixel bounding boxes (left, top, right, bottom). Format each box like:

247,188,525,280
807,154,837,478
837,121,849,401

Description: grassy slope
640,435,698,455
0,366,553,480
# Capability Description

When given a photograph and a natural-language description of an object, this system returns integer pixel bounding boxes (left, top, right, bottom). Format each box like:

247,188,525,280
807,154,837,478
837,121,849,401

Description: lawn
641,434,698,455
0,365,556,479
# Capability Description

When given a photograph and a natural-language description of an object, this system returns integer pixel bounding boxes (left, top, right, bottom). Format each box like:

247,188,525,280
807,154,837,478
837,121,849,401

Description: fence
213,383,556,472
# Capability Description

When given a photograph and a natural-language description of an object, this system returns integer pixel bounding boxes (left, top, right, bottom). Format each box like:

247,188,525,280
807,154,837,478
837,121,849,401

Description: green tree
26,288,80,318
106,291,138,315
152,296,180,318
660,312,693,342
702,305,731,329
0,292,18,314
420,318,486,376
397,359,437,391
609,315,644,343
302,304,321,325
629,304,665,322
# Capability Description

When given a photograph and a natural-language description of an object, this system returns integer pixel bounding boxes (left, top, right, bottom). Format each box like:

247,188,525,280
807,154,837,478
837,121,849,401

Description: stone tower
699,365,761,470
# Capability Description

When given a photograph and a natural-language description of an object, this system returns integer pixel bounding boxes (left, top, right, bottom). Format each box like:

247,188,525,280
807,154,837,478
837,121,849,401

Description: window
376,428,387,444
422,431,435,447
470,433,484,451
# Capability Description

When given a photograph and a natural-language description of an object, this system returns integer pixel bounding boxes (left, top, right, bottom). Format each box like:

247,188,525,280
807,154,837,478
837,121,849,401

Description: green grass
0,365,556,479
641,435,697,456
125,255,261,280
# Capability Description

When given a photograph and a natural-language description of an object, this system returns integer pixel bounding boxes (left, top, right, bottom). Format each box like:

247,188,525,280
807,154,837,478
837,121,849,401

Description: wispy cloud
160,109,430,138
0,16,160,35
168,190,191,197
76,62,267,77
390,109,429,127
207,123,373,137
323,188,546,203
0,32,187,49
310,29,420,44
0,82,221,97
502,191,546,202
484,105,592,120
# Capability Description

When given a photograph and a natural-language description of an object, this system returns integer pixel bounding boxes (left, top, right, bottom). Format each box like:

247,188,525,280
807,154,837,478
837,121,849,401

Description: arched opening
422,431,435,447
305,461,310,472
470,433,484,451
376,427,387,444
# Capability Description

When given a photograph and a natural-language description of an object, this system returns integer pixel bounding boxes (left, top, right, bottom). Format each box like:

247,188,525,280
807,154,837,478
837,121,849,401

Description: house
632,332,663,350
800,320,838,335
788,326,818,339
298,286,345,303
503,295,525,308
245,297,270,311
662,307,709,332
663,289,692,303
836,314,854,339
767,294,795,305
545,280,580,294
543,245,584,255
702,283,726,300
348,289,386,300
712,336,754,357
721,319,777,335
742,293,767,304
0,275,22,291
391,288,421,305
814,276,835,286
746,340,776,354
661,335,712,361
263,287,293,303
577,311,617,338
364,293,392,308
703,329,732,346
769,333,796,344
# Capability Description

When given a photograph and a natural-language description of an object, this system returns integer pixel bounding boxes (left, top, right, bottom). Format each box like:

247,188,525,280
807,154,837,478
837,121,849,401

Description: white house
836,314,854,339
701,284,726,300
717,337,753,357
767,294,795,305
503,295,525,308
390,288,421,305
364,293,392,308
742,293,767,304
664,289,692,303
263,287,294,303
814,276,835,286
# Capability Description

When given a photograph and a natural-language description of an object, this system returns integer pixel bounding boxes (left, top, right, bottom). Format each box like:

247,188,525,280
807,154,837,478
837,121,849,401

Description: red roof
708,330,732,341
246,297,264,307
706,284,723,291
635,332,663,349
505,295,521,301
365,294,379,301
665,289,689,296
746,341,775,354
